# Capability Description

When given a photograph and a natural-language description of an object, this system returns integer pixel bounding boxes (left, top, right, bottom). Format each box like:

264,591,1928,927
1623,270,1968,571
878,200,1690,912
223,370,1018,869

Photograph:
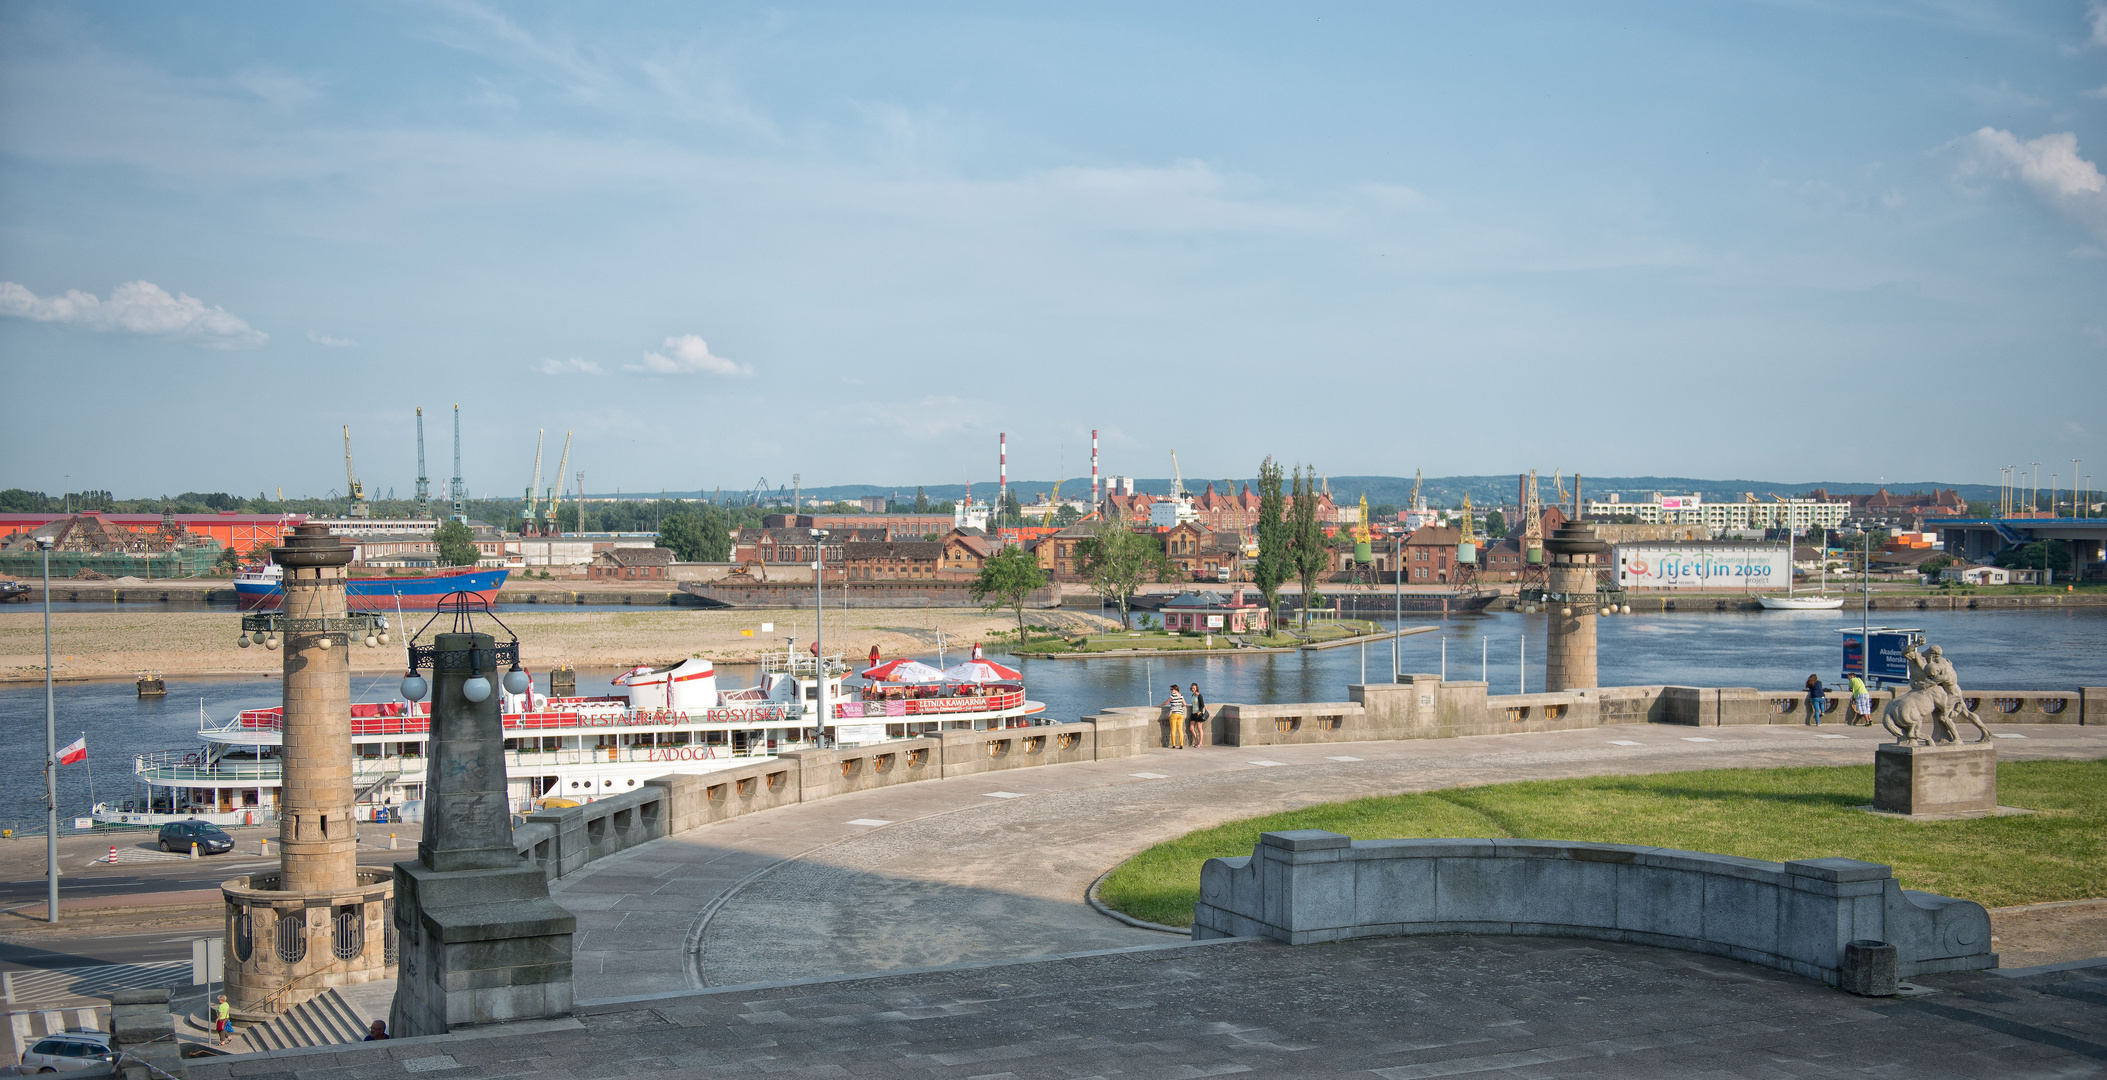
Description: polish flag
57,736,86,766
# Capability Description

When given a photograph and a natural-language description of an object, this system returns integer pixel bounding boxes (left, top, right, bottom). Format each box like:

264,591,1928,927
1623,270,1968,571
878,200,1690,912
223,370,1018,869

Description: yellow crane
543,432,572,535
1409,469,1423,514
342,426,369,517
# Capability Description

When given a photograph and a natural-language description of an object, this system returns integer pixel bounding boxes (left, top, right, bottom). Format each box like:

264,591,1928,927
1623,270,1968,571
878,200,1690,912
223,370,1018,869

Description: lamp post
812,528,829,747
40,534,56,924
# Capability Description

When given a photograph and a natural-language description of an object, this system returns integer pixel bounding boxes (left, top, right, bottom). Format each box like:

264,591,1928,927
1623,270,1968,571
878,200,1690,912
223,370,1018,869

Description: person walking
215,995,233,1046
1187,682,1207,748
1847,673,1871,726
1162,683,1187,749
1804,673,1827,726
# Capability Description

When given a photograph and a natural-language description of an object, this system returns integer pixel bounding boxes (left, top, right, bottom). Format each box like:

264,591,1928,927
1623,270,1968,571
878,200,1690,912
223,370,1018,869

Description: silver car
17,1031,115,1074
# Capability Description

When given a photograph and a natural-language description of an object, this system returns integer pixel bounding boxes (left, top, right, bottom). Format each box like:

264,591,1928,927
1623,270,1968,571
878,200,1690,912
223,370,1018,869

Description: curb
1086,867,1189,936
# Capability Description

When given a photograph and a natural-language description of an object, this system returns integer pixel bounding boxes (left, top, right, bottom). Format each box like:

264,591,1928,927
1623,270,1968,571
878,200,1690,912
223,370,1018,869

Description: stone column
392,628,574,1036
1542,524,1606,692
418,632,522,872
275,525,356,893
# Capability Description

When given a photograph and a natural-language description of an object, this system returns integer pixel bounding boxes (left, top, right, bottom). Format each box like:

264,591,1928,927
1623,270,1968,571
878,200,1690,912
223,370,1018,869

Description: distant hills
657,475,1994,507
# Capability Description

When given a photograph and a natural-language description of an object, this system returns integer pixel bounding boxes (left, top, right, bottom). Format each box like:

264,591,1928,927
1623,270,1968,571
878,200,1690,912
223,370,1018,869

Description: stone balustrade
1203,677,2101,746
1193,831,1997,987
512,713,1154,881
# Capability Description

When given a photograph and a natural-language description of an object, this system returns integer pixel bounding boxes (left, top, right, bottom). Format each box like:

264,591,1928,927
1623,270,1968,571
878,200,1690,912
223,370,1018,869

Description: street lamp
811,529,830,747
38,534,56,923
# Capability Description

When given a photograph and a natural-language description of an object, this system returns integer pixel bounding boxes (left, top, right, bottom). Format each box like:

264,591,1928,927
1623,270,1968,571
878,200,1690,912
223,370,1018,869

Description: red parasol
862,658,945,683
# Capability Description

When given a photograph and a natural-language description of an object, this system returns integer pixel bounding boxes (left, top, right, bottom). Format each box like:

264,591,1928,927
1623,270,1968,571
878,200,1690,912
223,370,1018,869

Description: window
275,909,307,963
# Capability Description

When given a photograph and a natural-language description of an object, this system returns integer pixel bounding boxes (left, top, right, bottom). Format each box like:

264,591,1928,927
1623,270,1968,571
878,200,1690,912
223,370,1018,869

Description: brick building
588,546,675,580
844,540,945,580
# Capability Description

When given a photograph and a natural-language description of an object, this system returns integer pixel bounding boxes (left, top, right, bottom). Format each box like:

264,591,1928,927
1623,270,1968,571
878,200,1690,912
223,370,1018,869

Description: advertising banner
1841,630,1916,681
1612,545,1786,590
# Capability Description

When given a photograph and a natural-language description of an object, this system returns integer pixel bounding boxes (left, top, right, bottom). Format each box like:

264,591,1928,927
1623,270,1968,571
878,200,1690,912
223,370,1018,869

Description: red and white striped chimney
1091,429,1099,504
999,432,1007,508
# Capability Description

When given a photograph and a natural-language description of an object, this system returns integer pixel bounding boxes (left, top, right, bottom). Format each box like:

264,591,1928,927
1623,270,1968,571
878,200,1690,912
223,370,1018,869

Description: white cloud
534,356,607,375
2093,2,2107,46
625,334,752,376
1957,128,2107,241
0,280,266,348
2085,85,2107,100
307,330,358,347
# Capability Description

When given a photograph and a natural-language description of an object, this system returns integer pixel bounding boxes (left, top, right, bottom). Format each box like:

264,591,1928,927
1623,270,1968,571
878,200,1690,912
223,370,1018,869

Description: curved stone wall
1193,831,1995,986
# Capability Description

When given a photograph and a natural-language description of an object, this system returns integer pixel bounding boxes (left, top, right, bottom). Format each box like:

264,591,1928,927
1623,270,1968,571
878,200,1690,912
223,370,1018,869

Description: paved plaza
187,933,2107,1079
548,721,2107,994
183,719,2107,1077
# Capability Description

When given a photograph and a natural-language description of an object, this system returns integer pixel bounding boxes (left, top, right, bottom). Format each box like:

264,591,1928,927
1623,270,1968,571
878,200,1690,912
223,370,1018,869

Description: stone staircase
237,989,372,1052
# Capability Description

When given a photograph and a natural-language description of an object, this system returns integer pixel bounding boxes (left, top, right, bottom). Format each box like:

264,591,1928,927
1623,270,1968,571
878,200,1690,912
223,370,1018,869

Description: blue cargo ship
233,563,508,611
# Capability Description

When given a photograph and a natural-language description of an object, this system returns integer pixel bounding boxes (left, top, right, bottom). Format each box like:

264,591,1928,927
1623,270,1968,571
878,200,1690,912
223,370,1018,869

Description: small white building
1940,563,2009,586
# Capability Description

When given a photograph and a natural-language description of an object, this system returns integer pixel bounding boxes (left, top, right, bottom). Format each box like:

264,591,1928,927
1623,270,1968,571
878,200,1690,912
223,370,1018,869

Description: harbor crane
543,431,572,536
414,407,432,519
522,429,544,537
342,426,370,518
448,404,466,523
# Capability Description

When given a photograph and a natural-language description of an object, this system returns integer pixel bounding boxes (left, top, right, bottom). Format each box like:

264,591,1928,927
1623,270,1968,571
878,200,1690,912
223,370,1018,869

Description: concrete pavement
186,933,2107,1079
547,721,2107,1000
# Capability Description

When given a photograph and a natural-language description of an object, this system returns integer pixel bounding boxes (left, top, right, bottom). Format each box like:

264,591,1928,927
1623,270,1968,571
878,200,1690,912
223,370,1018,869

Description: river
3,606,2101,831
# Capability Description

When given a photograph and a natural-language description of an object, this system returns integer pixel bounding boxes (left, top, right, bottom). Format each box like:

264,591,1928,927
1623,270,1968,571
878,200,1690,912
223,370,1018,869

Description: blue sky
2,2,2103,500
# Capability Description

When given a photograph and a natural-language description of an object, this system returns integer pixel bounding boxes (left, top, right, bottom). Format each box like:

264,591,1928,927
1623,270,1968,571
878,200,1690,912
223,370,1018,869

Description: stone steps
239,988,370,1052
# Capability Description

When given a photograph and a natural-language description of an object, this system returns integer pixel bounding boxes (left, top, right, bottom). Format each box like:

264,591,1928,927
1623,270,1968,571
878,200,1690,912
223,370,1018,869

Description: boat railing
138,744,782,785
216,703,805,738
833,688,1025,719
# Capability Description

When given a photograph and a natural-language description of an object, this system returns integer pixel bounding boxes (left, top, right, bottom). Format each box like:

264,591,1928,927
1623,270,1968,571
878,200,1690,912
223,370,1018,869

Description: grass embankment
1098,761,2107,927
1014,618,1381,654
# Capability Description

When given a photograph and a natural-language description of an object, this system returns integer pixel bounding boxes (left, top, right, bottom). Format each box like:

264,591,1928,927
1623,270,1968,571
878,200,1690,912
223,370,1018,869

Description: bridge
1936,517,2107,578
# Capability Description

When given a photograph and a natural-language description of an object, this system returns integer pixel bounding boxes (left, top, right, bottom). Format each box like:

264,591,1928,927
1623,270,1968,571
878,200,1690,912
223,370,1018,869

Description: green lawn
1097,760,2107,927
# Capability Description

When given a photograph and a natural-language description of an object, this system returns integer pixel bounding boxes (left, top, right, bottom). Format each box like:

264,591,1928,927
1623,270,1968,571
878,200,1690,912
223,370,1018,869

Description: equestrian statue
1880,643,1991,745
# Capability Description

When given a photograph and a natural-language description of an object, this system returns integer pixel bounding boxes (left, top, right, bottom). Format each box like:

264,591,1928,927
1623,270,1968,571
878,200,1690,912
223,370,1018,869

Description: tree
1000,488,1023,528
695,504,732,562
656,512,705,561
1251,457,1291,628
1051,504,1081,527
434,520,480,567
1288,465,1330,630
970,546,1049,648
1074,512,1173,629
1992,541,2072,575
1482,509,1507,538
914,487,930,513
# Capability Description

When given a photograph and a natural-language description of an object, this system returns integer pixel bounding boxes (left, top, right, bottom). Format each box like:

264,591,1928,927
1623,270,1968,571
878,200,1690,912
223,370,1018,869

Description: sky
2,2,2104,501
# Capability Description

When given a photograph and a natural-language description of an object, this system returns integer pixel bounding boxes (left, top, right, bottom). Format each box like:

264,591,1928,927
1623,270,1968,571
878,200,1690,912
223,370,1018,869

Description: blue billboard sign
1840,628,1918,683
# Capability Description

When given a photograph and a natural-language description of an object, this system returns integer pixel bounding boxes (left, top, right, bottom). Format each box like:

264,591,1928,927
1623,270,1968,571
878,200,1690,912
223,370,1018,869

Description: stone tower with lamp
1541,522,1611,692
221,524,395,1018
389,601,575,1036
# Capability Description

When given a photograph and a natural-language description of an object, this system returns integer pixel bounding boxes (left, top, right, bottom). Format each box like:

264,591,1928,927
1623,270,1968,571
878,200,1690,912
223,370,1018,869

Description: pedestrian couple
1804,672,1874,726
1163,682,1208,748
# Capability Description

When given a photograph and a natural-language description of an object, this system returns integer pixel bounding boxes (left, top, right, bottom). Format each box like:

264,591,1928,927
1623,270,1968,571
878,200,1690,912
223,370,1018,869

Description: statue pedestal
1873,743,1996,816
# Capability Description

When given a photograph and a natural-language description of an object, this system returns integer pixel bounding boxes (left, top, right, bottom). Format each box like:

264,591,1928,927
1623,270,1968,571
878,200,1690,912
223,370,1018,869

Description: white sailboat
1760,526,1844,610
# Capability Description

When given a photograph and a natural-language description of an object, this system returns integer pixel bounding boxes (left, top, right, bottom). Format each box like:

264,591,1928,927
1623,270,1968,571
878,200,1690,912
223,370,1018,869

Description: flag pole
82,732,95,815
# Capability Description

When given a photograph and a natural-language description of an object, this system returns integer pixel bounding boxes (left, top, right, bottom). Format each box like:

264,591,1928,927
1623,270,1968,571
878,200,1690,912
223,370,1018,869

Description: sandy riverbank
0,608,1121,682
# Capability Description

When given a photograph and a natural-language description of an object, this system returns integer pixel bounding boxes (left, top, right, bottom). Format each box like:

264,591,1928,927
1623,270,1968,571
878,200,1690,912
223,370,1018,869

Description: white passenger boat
96,648,1044,825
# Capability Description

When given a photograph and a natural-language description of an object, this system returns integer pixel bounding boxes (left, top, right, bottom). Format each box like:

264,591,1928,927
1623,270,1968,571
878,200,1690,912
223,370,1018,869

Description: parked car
156,820,234,855
18,1030,114,1073
0,581,31,602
